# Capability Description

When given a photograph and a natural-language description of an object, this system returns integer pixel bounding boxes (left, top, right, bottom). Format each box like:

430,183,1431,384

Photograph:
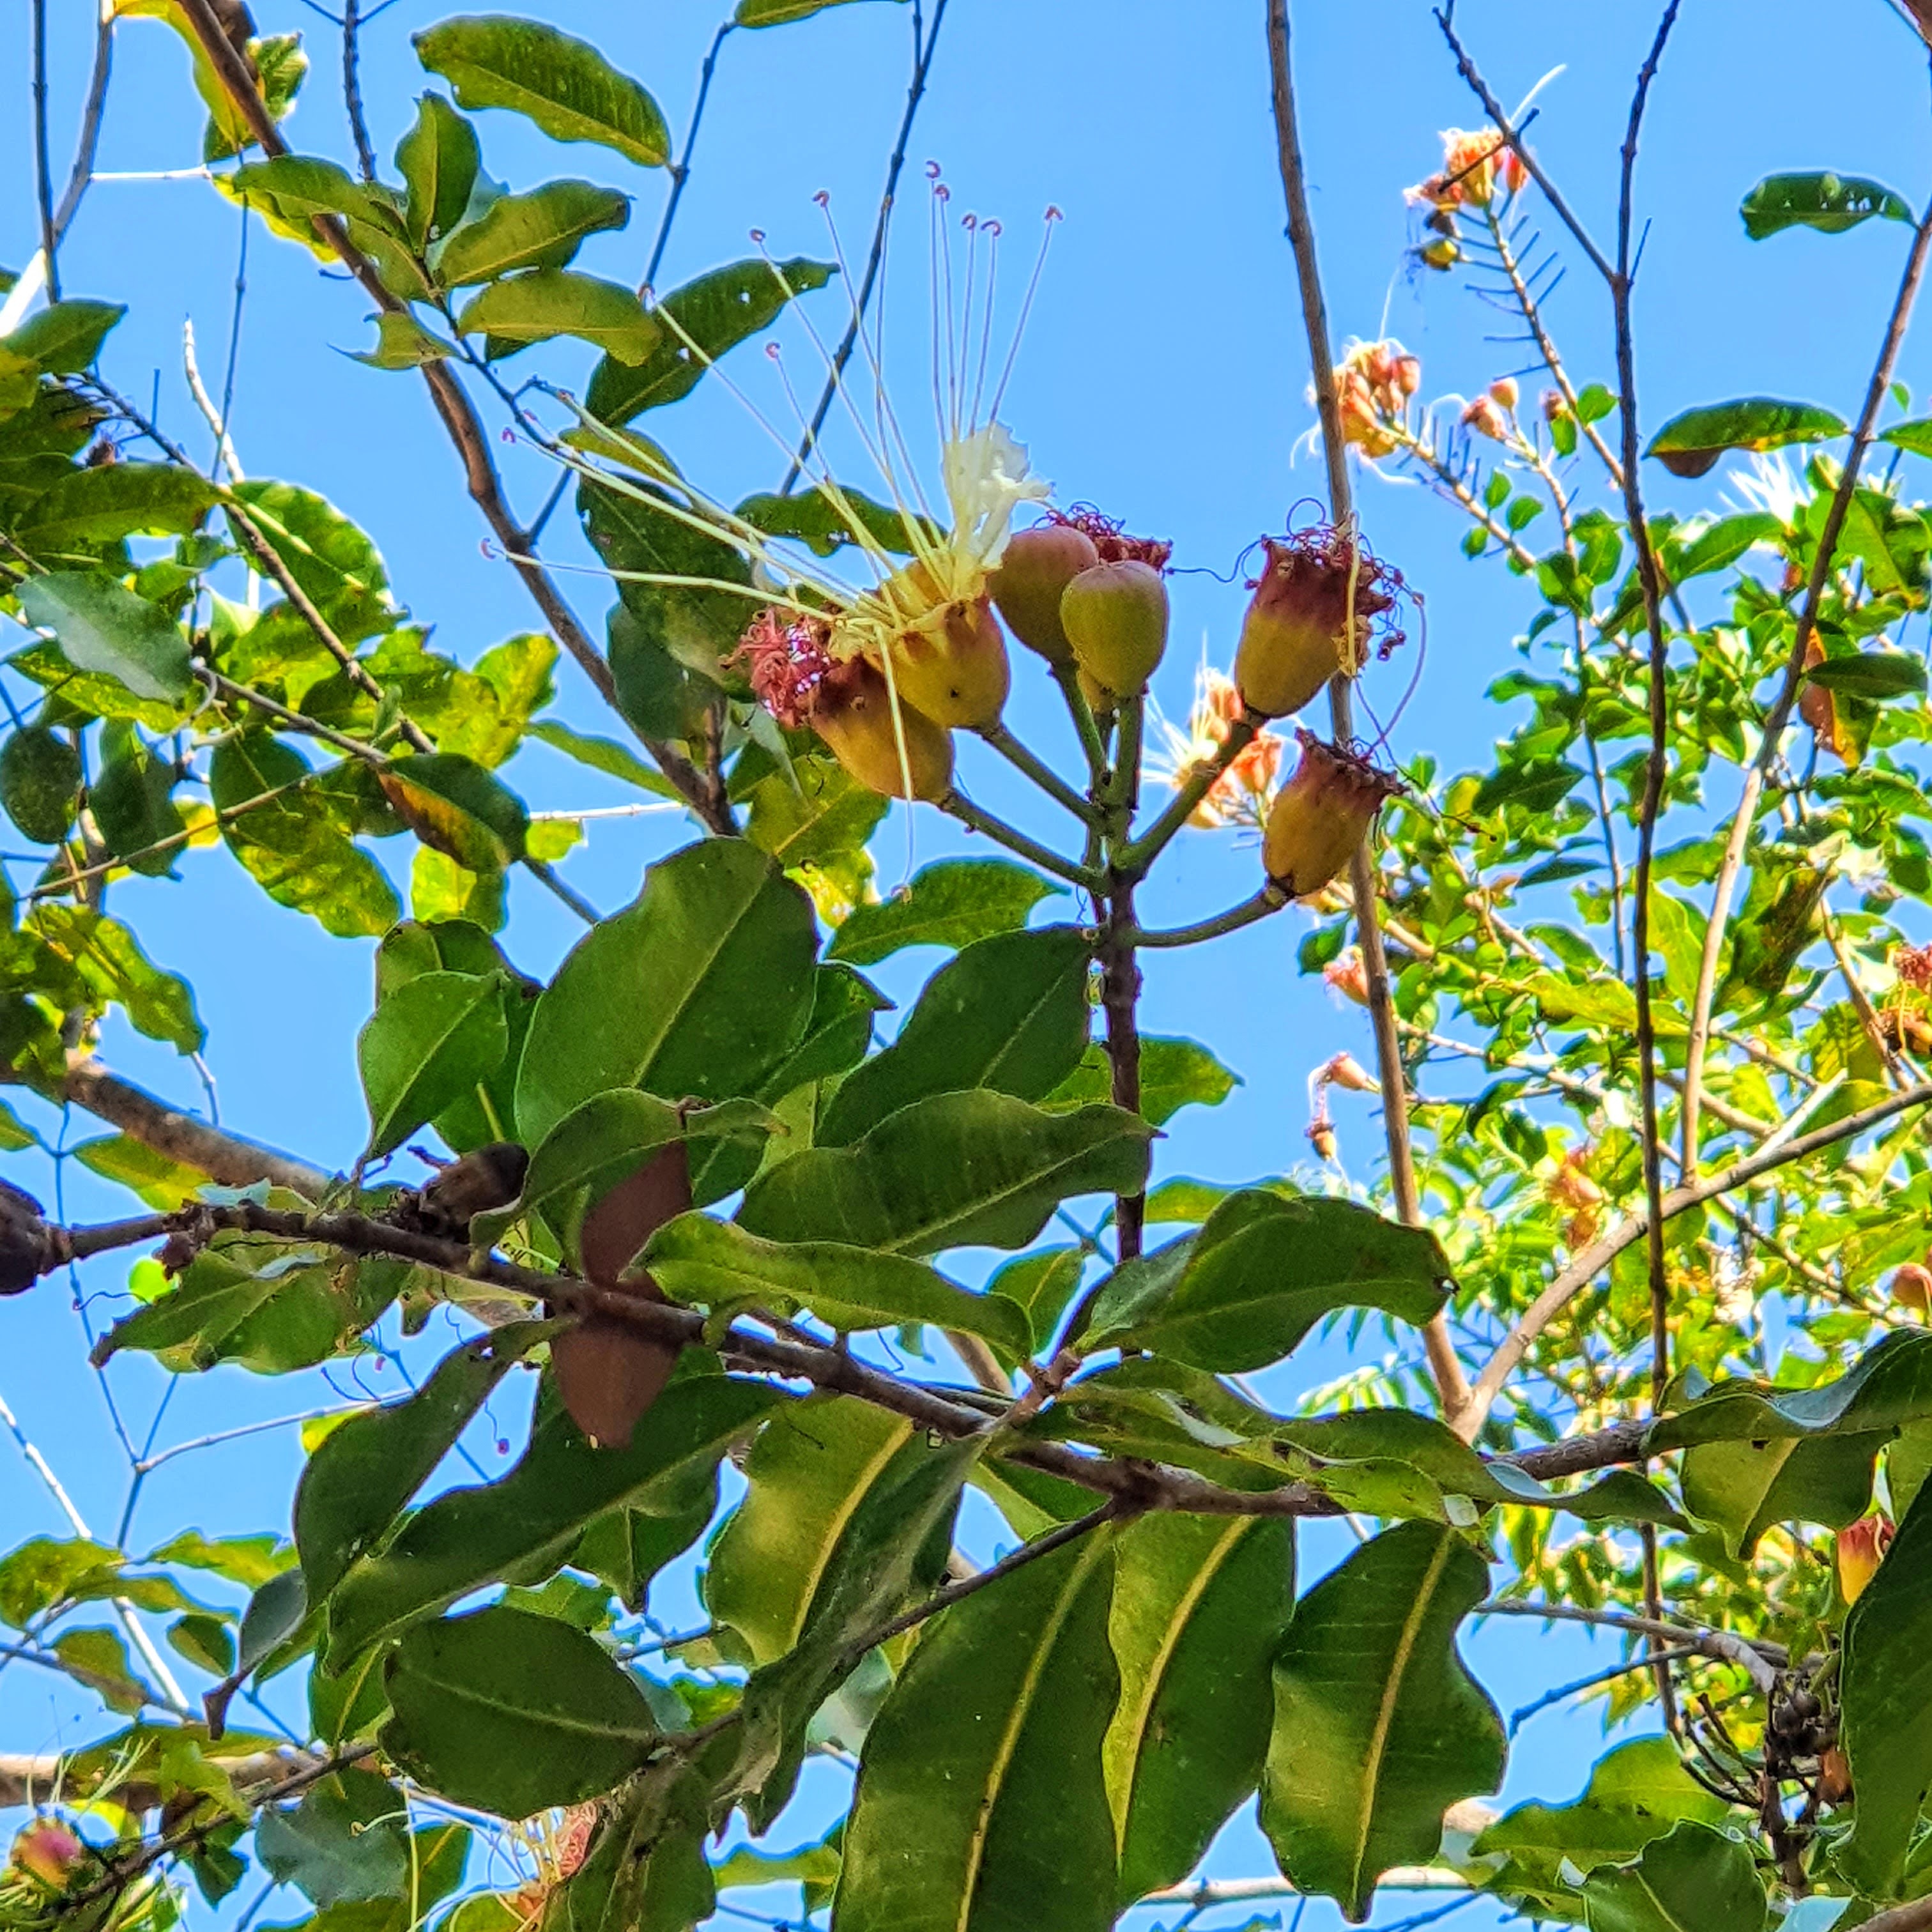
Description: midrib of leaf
381,982,494,1143
417,1663,656,1747
782,1418,912,1659
979,952,1081,1092
1108,1518,1252,1848
1346,1531,1454,1905
1629,1867,1694,1932
631,875,763,1092
954,1536,1109,1932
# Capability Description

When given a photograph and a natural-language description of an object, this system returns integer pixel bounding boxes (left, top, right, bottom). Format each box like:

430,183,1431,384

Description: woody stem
977,723,1101,825
935,792,1103,891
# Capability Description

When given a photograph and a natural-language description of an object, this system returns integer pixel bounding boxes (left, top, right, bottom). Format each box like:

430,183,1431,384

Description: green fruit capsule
1060,559,1169,698
0,725,82,845
988,524,1099,664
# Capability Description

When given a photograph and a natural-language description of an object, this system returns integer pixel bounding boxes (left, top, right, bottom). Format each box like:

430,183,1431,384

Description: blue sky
6,0,1930,1924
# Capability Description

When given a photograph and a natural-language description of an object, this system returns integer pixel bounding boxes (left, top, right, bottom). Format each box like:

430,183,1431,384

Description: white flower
940,424,1050,574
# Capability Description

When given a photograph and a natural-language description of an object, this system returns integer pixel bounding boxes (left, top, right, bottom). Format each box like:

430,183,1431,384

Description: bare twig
779,0,950,494
641,22,733,293
1266,0,1468,1416
1681,190,1932,1170
52,5,116,243
342,0,377,182
1509,1644,1704,1735
1453,1078,1932,1438
1476,1599,1781,1694
31,0,61,303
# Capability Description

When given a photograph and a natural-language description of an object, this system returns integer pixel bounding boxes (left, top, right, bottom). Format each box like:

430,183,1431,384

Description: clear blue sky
6,0,1929,1923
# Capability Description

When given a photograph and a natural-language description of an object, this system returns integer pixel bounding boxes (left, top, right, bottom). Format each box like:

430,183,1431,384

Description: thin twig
1508,1644,1703,1735
31,0,61,303
778,0,950,494
1681,188,1932,1166
1453,1077,1932,1438
1476,1599,1780,1694
1266,0,1468,1416
342,0,377,182
52,5,116,243
1121,887,1288,949
641,22,733,292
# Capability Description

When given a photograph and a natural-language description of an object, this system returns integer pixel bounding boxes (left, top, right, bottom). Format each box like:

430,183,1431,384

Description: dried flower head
1460,394,1508,442
1407,128,1526,212
1262,732,1406,900
1146,663,1284,832
1050,503,1172,571
1896,943,1932,993
735,607,839,730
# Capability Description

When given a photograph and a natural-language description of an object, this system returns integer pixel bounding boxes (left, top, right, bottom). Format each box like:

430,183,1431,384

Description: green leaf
325,1375,777,1659
1644,398,1847,479
2,298,125,373
395,93,481,250
71,1135,210,1209
54,1626,151,1713
414,17,670,167
296,1322,554,1605
735,482,935,559
166,1611,236,1680
15,464,216,553
0,724,80,843
530,718,678,798
456,270,661,363
376,753,528,870
1080,1190,1452,1372
735,0,903,22
643,1213,1032,1356
1043,1036,1238,1128
31,903,204,1052
736,1091,1153,1257
516,838,818,1147
828,858,1063,965
835,1534,1119,1932
256,1767,410,1907
1261,1521,1504,1920
383,1606,657,1814
743,751,886,875
92,720,185,876
17,573,194,700
358,970,509,1159
1840,1473,1932,1894
147,1531,293,1590
434,180,631,287
586,256,835,426
1804,650,1928,699
229,155,397,232
0,1537,124,1627
606,601,716,742
1682,1427,1880,1556
1580,1820,1766,1932
229,480,397,643
1740,171,1913,240
818,928,1094,1146
351,313,457,371
708,1397,933,1667
1880,416,1932,457
212,736,401,939
988,1246,1086,1354
1106,1514,1294,1905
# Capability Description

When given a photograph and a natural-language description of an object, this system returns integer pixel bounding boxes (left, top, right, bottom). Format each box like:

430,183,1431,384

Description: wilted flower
1460,394,1508,442
1837,1512,1894,1606
1407,128,1527,212
1147,662,1284,832
1324,948,1370,1006
1894,943,1932,993
1333,339,1420,459
1262,732,1404,899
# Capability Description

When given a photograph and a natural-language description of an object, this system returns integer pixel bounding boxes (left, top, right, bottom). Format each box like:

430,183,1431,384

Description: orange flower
1837,1513,1894,1606
1147,664,1284,832
1324,949,1370,1005
1409,128,1526,211
1461,394,1508,442
1331,339,1420,459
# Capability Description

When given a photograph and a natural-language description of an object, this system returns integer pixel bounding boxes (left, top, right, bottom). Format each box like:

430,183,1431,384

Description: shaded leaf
1644,399,1846,479
1580,1820,1765,1932
17,573,193,700
357,970,509,1158
827,857,1062,965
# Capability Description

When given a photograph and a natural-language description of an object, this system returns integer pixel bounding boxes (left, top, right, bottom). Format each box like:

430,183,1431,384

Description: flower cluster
1333,339,1422,459
1407,127,1526,213
1148,664,1284,831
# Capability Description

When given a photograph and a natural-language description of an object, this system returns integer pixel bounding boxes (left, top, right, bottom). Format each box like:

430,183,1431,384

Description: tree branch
1452,1078,1932,1439
31,0,61,303
641,22,733,293
52,4,115,243
1265,0,1469,1416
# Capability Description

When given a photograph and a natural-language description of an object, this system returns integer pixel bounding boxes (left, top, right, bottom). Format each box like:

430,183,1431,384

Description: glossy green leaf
1580,1820,1765,1932
0,724,80,843
434,181,631,287
516,838,818,1147
1839,1473,1932,1894
644,1213,1032,1355
358,970,509,1158
395,93,481,249
1681,1427,1880,1556
735,0,903,22
1261,1521,1504,1920
530,718,678,799
376,753,528,871
2,299,125,373
738,1091,1153,1257
1043,1036,1238,1128
735,482,935,559
229,479,397,643
834,1534,1118,1932
456,270,661,363
17,573,194,700
1107,1514,1294,1905
296,1322,553,1605
16,464,216,553
385,1606,656,1814
742,751,886,875
1740,171,1913,240
1804,650,1928,699
325,1376,778,1659
1644,398,1847,479
988,1245,1087,1353
414,16,670,167
1080,1190,1452,1372
586,256,835,426
828,858,1063,965
229,155,396,232
212,736,401,939
819,928,1094,1146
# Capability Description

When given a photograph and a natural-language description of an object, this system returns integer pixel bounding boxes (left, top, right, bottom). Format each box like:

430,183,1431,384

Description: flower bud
1837,1512,1894,1606
1488,376,1519,411
1308,1119,1338,1163
1262,732,1404,900
1820,1745,1853,1807
1324,949,1369,1005
11,1821,84,1890
1461,394,1508,441
1321,1051,1379,1094
988,524,1100,664
1234,528,1404,721
812,657,954,802
1061,559,1169,698
1894,1262,1932,1314
874,576,1010,730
